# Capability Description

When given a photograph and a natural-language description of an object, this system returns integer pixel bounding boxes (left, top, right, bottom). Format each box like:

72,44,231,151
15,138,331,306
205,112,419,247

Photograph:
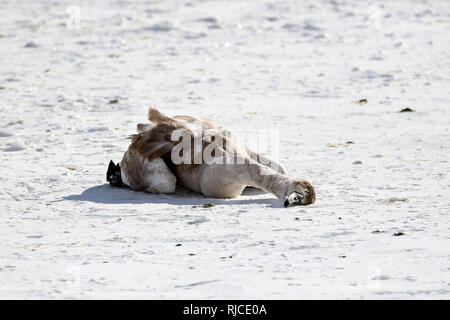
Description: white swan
107,108,315,207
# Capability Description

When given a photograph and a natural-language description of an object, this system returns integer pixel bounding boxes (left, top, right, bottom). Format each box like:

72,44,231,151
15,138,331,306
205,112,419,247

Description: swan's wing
136,123,154,133
129,108,191,161
173,114,228,133
174,111,252,157
130,108,250,162
129,131,174,161
148,108,178,126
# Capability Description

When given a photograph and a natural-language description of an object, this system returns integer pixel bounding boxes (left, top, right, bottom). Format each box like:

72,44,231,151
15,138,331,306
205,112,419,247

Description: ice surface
0,0,449,299
4,138,26,151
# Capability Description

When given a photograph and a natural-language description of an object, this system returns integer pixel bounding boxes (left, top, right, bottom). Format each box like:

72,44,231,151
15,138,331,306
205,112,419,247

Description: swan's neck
247,162,293,199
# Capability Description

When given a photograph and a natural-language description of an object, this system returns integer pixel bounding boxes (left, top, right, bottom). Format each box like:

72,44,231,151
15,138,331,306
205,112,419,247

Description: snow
3,138,27,151
0,0,449,299
0,130,14,138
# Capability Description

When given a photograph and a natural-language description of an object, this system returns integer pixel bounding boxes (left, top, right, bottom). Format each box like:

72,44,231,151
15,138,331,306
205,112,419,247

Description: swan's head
284,179,316,207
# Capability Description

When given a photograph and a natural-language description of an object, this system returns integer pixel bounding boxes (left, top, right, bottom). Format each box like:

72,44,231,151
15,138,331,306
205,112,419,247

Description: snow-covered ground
1,0,449,299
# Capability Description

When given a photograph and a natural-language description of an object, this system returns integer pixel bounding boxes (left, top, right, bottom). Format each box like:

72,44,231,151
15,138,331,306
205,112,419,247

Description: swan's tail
106,160,124,187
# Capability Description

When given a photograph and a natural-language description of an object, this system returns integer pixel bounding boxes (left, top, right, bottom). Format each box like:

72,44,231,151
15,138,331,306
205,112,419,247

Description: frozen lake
0,0,449,299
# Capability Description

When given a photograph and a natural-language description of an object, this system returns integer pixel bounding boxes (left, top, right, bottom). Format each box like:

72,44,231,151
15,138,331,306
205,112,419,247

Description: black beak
284,192,305,208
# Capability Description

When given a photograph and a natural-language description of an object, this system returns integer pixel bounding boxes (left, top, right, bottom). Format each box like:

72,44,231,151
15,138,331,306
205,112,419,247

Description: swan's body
107,108,315,207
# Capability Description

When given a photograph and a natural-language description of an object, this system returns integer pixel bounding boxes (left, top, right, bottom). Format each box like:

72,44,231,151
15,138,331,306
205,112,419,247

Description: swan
107,108,315,207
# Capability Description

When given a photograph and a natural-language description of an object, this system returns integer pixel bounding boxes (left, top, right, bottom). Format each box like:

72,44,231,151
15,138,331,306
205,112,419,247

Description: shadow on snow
60,184,283,208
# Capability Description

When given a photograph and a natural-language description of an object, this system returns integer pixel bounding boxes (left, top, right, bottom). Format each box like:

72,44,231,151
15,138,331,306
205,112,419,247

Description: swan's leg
247,150,287,175
199,155,289,198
